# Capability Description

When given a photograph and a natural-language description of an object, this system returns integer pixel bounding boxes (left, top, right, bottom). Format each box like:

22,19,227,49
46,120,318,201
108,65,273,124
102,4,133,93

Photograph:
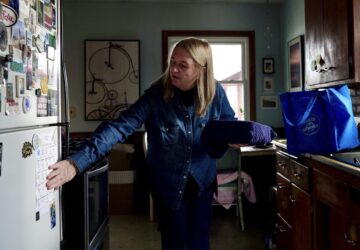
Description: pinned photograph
16,75,25,97
50,202,56,229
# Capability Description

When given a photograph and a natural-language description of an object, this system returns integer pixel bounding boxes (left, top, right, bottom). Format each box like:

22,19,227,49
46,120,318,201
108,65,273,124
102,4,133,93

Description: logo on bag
300,114,320,135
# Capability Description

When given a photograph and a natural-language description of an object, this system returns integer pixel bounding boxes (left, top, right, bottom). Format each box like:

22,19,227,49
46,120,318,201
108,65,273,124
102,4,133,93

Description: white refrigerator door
0,126,61,250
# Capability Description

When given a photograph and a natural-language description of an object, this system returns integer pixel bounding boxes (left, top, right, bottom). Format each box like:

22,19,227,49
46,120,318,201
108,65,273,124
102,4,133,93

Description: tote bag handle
281,91,319,127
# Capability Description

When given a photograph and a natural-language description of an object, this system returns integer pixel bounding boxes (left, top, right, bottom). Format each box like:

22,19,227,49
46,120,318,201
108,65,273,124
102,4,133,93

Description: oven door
86,160,109,250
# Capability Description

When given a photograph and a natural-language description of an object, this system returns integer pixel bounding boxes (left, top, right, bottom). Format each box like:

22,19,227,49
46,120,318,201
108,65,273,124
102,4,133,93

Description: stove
61,137,109,250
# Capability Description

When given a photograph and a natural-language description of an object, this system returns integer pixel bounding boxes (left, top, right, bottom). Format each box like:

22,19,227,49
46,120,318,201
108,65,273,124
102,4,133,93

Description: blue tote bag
280,85,359,155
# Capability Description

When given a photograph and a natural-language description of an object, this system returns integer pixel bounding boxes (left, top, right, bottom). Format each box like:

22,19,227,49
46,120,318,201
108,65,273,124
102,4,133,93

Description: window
162,31,255,120
210,41,247,120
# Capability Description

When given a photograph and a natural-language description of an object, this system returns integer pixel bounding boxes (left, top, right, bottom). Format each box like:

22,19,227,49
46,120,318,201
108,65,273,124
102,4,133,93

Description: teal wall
62,0,304,132
282,0,305,92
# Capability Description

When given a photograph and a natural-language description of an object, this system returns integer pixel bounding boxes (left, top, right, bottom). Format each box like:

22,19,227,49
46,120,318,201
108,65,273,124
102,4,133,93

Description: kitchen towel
214,171,256,209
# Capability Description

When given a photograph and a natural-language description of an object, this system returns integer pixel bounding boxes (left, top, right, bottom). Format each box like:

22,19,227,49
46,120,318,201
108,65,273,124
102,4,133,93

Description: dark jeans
158,177,213,250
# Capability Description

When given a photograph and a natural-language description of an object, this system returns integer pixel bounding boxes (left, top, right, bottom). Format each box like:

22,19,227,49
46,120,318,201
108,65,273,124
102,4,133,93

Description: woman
46,37,235,250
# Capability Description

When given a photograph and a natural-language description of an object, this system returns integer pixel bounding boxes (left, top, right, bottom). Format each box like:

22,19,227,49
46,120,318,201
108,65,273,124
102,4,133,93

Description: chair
213,147,246,231
142,132,155,222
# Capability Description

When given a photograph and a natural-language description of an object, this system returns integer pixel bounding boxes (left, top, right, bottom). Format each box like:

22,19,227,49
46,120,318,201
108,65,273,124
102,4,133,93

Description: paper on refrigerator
34,130,58,217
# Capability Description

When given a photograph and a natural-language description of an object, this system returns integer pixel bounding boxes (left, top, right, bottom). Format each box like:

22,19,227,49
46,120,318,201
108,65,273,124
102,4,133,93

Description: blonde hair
159,37,216,117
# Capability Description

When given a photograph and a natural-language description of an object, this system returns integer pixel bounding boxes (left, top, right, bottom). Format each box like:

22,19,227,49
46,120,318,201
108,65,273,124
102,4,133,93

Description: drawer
276,152,290,177
289,159,310,192
276,214,292,250
276,173,292,224
350,187,360,223
313,169,349,212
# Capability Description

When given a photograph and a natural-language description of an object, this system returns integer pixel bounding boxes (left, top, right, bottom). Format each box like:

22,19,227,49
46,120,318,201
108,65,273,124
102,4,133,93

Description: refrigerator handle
62,63,70,124
61,63,70,159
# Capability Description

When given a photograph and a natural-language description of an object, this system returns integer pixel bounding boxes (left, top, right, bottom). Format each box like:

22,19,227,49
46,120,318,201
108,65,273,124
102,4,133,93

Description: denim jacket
70,81,235,209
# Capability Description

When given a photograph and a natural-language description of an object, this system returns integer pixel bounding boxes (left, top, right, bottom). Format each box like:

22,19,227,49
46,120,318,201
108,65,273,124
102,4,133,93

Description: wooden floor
108,207,267,250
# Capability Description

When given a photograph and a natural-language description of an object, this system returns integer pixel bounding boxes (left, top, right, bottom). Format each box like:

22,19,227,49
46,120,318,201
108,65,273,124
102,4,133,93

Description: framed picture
16,75,25,97
263,58,274,74
84,40,140,121
261,96,278,109
288,35,304,91
263,77,274,92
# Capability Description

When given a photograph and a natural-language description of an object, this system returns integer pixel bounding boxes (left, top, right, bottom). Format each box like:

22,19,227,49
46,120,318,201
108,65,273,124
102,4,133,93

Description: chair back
216,147,241,171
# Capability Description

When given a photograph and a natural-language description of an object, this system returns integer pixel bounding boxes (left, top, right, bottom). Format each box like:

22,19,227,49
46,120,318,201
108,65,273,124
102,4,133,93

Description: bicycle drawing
85,40,140,121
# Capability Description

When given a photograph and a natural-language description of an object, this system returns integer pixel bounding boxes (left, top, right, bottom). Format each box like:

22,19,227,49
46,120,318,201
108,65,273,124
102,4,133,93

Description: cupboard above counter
304,0,360,88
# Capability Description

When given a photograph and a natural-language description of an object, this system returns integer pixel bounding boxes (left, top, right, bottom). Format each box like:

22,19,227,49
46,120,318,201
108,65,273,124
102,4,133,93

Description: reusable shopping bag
280,85,359,155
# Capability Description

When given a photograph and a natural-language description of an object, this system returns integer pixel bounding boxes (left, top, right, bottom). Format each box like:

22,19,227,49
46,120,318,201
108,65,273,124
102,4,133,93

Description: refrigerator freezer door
0,126,61,250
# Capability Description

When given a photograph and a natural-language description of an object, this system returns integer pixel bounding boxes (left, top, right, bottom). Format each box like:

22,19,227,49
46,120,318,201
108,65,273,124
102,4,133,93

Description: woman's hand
46,160,77,190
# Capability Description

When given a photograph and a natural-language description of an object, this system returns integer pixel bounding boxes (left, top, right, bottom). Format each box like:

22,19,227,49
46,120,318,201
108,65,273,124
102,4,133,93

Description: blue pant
158,184,213,250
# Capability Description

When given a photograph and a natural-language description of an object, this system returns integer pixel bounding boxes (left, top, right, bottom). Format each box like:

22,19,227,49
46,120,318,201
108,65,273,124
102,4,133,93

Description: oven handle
87,162,109,178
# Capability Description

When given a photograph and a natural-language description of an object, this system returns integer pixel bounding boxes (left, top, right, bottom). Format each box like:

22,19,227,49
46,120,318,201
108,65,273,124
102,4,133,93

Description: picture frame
261,96,278,109
16,75,25,97
288,35,304,92
263,77,274,92
84,40,140,121
263,58,274,74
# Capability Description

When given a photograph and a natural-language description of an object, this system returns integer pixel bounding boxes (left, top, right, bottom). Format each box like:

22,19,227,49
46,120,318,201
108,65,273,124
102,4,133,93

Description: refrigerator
0,0,67,249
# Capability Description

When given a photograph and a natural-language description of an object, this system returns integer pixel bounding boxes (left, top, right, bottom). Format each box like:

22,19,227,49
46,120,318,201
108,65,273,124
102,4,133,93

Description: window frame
162,30,256,120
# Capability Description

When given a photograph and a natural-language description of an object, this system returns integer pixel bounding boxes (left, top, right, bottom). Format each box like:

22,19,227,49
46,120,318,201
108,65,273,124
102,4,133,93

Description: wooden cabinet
274,144,360,249
310,165,360,250
274,152,312,250
305,0,360,87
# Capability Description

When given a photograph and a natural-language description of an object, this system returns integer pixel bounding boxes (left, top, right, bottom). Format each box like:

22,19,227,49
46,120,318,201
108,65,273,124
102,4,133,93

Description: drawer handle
292,171,302,178
277,161,285,169
344,233,358,247
289,195,296,203
279,225,288,233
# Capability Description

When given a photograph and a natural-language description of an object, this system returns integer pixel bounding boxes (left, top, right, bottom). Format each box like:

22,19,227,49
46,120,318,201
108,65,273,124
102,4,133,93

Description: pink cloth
213,171,257,209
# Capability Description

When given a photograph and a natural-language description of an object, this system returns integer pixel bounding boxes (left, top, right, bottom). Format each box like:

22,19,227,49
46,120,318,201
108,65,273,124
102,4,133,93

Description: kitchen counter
272,139,360,177
240,144,276,156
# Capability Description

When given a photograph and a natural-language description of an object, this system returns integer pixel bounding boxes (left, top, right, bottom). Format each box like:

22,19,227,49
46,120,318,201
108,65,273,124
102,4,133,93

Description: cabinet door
305,0,324,85
291,183,312,250
276,173,292,225
277,214,292,250
349,188,360,249
328,207,355,250
323,0,350,83
305,0,351,86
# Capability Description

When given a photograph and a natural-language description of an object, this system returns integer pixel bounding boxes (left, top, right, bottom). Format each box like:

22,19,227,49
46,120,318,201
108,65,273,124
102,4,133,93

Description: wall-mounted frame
261,96,278,109
263,77,274,92
263,58,274,74
16,75,25,97
84,40,140,121
288,35,304,92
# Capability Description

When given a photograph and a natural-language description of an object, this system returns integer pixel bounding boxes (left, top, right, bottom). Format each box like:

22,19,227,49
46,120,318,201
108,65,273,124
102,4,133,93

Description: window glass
211,44,243,81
